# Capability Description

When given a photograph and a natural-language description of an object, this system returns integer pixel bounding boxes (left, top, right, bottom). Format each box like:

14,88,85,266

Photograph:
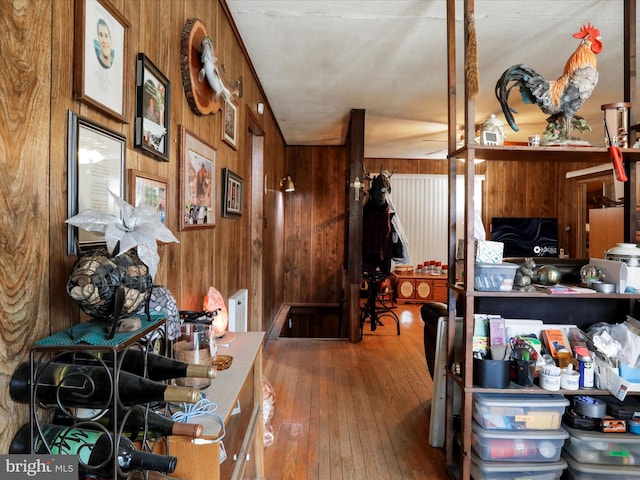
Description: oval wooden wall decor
180,18,221,116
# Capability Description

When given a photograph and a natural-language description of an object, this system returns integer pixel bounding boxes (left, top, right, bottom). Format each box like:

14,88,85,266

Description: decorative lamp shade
203,286,228,337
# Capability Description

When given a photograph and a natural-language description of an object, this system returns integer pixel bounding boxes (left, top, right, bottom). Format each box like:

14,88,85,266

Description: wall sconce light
280,175,295,192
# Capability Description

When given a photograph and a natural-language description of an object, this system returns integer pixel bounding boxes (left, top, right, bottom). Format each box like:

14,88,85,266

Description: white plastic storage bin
563,425,640,465
470,452,567,480
473,393,569,430
563,450,640,479
472,422,568,462
474,262,518,291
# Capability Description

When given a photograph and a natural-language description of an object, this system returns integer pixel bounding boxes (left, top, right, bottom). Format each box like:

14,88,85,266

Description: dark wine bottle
10,423,177,476
9,362,200,408
56,349,217,381
53,405,204,441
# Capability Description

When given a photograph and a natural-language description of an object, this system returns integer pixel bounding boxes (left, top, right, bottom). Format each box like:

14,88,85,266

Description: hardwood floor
262,304,449,480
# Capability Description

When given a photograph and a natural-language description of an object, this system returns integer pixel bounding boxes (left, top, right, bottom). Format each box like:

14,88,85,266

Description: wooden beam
346,109,365,342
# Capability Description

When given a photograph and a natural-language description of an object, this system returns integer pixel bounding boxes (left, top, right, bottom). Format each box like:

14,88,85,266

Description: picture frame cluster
68,0,243,251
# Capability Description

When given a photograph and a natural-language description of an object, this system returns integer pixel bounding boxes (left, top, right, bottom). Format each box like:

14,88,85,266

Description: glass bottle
53,405,204,441
10,423,177,477
10,362,201,408
56,349,217,381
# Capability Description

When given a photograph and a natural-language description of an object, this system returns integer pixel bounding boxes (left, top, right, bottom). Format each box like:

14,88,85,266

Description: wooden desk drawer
220,366,255,478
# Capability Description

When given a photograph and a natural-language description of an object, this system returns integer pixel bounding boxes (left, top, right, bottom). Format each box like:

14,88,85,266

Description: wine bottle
10,423,177,476
53,405,204,441
10,362,200,408
56,349,217,381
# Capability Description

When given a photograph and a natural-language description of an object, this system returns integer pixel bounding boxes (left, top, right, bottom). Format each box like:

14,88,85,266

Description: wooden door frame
246,107,265,332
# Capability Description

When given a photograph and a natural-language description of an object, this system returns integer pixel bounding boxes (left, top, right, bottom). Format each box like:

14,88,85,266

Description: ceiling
225,1,631,159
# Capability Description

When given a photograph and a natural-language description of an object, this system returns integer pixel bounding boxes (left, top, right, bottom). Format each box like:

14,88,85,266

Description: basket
67,246,153,321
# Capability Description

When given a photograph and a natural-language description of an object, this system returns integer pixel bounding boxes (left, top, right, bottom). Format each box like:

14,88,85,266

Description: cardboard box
541,329,571,358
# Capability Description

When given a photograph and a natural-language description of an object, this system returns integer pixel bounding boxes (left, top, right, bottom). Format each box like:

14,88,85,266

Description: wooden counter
391,271,448,303
167,331,265,480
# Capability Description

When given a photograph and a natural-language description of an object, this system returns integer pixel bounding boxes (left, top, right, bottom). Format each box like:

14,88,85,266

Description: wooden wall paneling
525,161,556,216
49,0,82,332
0,0,53,452
0,0,287,453
312,147,346,302
159,0,189,298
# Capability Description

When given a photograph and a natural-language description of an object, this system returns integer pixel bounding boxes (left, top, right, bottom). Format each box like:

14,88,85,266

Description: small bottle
53,405,204,441
10,362,201,408
575,347,594,389
10,423,177,476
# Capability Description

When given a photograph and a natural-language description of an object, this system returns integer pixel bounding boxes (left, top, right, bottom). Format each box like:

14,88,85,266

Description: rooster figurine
495,23,602,144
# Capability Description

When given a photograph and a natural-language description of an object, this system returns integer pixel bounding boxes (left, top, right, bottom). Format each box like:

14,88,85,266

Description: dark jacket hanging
362,201,392,275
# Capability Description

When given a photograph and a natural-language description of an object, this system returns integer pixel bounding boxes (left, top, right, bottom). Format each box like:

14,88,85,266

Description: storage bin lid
473,421,569,440
471,452,567,473
474,393,570,408
564,424,640,444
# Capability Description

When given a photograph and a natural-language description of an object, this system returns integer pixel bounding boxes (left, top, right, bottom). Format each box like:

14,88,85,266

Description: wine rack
26,313,167,479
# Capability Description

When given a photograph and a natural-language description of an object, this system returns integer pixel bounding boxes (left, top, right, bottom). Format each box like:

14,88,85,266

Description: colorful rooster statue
495,23,602,144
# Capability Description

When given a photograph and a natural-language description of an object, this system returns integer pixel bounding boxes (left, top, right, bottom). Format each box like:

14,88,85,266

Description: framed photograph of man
222,96,238,149
135,53,170,162
222,168,243,218
74,0,130,122
179,126,216,230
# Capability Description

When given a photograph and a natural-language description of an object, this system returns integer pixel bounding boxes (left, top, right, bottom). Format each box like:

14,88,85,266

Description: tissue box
475,240,504,264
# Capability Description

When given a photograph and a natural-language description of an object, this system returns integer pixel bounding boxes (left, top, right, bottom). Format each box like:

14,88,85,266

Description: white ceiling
225,1,630,159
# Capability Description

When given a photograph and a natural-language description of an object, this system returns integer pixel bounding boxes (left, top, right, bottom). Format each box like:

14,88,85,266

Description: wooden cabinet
391,272,447,303
167,332,265,480
444,2,639,479
589,207,624,259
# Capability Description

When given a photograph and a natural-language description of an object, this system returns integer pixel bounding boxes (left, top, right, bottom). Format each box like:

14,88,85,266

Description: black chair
420,301,448,378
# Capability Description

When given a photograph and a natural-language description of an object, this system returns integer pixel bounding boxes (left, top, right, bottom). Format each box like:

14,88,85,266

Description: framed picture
179,126,216,230
135,53,170,161
73,0,130,122
67,110,126,255
222,97,238,149
222,168,243,218
127,169,168,225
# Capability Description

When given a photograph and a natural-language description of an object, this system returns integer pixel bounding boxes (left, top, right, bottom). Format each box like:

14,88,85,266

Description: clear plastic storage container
474,262,518,291
563,425,640,466
470,452,567,480
473,393,569,430
563,450,640,479
472,422,568,462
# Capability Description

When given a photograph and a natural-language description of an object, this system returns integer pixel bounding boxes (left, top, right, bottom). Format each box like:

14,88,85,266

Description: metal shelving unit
444,1,639,478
